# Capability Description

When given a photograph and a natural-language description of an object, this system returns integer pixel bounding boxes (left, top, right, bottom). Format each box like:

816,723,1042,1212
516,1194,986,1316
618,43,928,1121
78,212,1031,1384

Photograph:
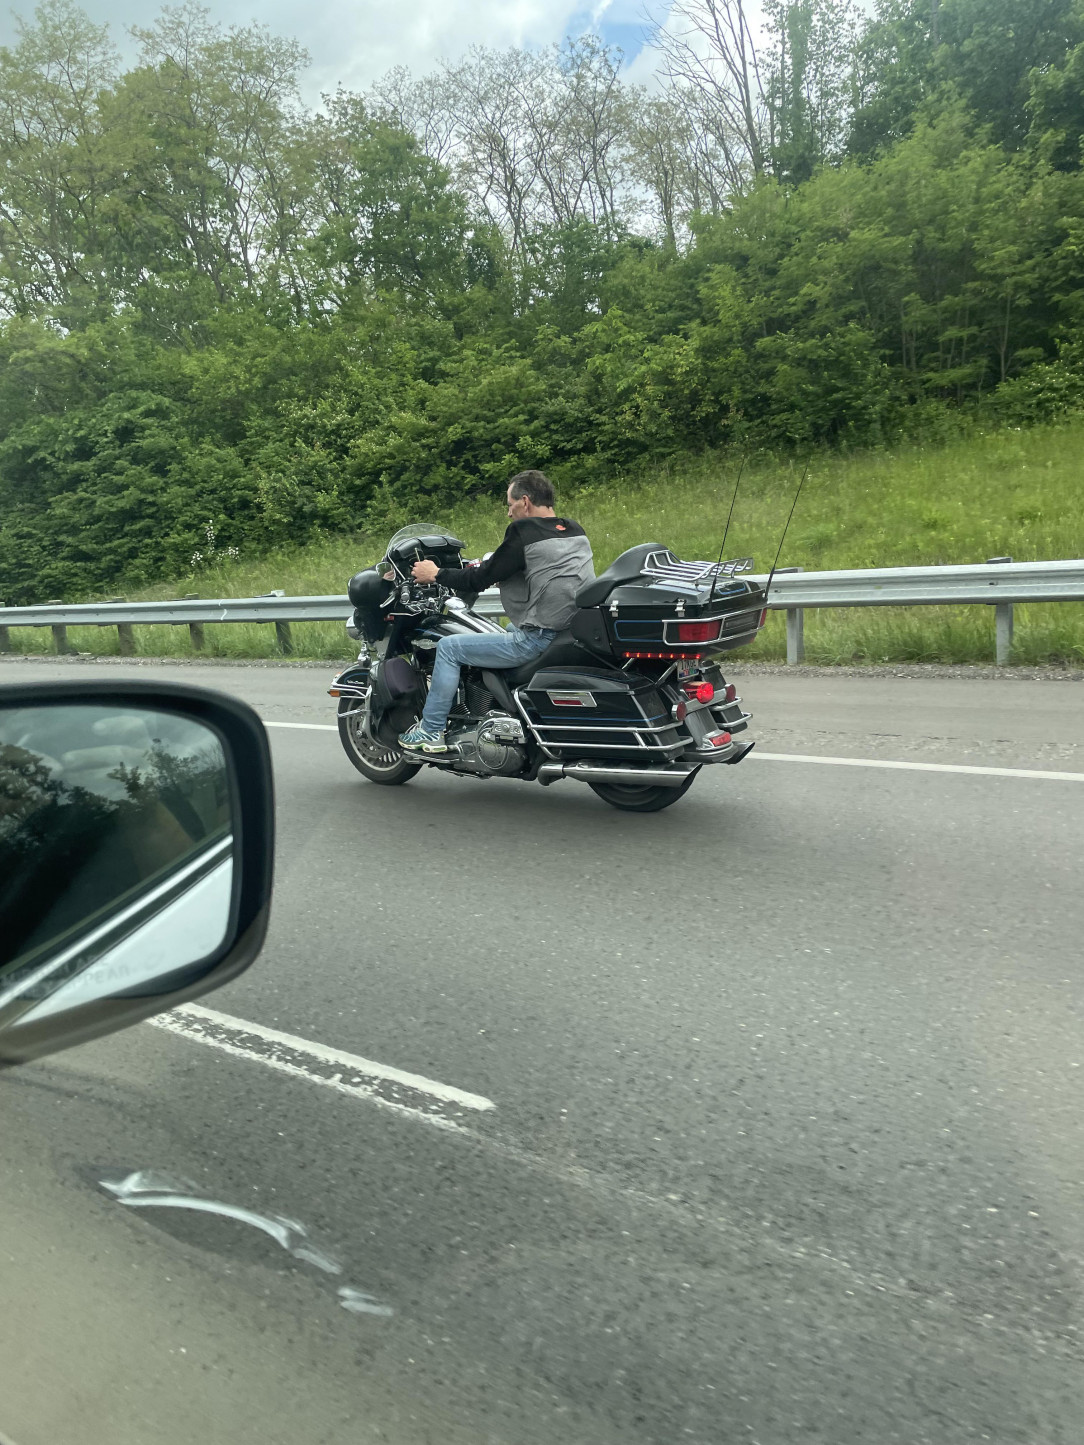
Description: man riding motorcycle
398,471,594,754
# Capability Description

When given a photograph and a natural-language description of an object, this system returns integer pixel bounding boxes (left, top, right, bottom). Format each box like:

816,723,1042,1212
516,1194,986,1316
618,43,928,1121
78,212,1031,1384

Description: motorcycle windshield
382,524,466,577
385,523,462,552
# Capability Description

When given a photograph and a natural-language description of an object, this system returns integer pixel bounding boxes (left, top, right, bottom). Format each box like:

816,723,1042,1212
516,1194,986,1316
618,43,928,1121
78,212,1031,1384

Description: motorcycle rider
398,471,594,753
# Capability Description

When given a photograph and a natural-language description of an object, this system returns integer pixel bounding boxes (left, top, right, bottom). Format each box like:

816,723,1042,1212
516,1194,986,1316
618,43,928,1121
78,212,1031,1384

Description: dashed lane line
750,751,1084,783
264,720,338,731
149,1002,495,1133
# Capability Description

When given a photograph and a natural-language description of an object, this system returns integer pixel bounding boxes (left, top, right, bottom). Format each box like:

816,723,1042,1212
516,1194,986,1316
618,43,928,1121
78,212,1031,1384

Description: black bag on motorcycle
370,656,426,744
518,666,685,760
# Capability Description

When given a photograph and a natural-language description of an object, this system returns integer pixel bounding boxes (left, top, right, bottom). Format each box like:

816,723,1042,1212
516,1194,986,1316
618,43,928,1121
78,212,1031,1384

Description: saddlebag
516,667,686,760
370,656,425,743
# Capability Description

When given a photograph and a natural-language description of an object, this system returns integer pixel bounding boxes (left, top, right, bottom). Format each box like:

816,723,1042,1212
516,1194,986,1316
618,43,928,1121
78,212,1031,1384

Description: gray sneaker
398,722,448,754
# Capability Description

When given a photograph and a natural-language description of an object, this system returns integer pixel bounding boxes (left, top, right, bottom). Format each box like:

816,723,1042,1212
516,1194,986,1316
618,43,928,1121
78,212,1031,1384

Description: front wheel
587,773,698,813
337,697,422,786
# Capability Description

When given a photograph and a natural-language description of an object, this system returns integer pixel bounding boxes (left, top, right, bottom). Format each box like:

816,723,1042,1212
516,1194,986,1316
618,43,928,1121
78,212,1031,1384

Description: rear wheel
337,697,422,786
587,773,698,813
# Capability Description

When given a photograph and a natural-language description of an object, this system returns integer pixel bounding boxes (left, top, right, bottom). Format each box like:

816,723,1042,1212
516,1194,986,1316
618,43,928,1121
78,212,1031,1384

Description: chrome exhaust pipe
537,762,696,788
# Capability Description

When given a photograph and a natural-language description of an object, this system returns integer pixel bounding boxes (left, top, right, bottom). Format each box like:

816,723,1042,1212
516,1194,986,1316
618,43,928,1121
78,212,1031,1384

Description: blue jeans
421,625,557,731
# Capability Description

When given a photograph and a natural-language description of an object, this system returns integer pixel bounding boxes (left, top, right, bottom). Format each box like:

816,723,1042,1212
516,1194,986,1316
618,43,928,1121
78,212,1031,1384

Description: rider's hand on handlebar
412,560,440,584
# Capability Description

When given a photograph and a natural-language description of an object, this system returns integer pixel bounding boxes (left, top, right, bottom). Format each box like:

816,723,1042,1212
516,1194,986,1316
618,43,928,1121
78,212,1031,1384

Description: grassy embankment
10,422,1084,665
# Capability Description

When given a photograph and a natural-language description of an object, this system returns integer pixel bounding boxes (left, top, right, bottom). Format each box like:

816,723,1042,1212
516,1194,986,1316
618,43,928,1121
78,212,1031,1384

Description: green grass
7,421,1084,665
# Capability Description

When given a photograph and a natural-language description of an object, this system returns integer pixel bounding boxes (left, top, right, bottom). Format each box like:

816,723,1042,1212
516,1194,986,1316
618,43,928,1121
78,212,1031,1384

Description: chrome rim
341,706,408,773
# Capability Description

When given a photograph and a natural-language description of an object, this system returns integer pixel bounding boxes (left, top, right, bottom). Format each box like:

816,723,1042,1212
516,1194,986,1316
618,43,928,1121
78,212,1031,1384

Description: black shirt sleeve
436,523,526,595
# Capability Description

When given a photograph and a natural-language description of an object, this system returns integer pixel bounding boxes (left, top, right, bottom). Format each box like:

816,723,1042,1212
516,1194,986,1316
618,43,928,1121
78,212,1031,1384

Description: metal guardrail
746,557,1084,664
1,558,1082,666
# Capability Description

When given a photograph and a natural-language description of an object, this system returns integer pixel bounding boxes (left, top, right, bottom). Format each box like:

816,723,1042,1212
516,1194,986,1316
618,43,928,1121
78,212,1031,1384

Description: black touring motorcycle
330,523,768,813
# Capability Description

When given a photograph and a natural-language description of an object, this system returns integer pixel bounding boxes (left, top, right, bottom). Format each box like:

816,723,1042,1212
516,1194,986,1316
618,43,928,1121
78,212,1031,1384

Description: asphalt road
2,658,1084,1445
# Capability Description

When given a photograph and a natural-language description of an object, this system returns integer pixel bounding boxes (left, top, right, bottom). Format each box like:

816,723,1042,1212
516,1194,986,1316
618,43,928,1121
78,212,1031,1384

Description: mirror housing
0,680,274,1066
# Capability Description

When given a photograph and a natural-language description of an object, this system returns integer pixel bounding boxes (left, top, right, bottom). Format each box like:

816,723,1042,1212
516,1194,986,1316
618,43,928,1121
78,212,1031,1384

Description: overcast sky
0,0,674,100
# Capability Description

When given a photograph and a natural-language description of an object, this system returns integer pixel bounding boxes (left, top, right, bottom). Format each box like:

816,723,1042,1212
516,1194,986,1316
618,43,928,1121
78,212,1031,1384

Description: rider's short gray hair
508,471,555,508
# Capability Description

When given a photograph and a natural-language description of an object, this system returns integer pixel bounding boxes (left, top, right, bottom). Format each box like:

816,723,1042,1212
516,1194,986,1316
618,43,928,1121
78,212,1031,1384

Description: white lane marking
265,721,337,731
171,1003,494,1108
265,719,1084,782
149,1002,495,1130
751,752,1084,782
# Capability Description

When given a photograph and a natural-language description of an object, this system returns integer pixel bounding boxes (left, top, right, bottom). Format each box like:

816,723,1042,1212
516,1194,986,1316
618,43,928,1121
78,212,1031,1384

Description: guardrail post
987,557,1013,666
775,568,805,664
109,598,135,655
0,602,9,653
183,594,205,651
785,609,805,665
995,603,1014,665
263,590,293,655
46,601,73,655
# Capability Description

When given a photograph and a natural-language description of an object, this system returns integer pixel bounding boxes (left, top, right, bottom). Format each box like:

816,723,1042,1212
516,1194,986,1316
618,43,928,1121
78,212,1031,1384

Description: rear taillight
676,620,722,643
723,683,737,703
757,608,768,629
671,700,687,723
709,731,732,748
684,682,715,704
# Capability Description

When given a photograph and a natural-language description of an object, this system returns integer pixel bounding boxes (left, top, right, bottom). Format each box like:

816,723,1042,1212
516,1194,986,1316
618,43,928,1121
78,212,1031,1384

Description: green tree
766,0,858,182
105,3,311,316
0,0,119,318
1027,1,1084,170
937,0,1080,149
305,92,473,315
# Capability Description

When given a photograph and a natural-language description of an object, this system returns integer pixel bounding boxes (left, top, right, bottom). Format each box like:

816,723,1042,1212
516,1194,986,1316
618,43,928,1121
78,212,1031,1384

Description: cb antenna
707,453,747,606
765,455,811,600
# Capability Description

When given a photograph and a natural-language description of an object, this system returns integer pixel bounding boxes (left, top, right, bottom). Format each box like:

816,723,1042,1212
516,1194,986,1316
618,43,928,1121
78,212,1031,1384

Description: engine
447,713,527,777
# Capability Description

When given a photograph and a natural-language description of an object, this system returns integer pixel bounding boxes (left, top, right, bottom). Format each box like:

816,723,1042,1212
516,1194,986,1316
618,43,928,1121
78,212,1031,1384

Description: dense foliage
1,0,1083,603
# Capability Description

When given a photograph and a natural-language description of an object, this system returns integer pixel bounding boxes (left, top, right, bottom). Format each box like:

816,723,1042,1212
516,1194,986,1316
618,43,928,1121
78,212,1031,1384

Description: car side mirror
0,680,274,1066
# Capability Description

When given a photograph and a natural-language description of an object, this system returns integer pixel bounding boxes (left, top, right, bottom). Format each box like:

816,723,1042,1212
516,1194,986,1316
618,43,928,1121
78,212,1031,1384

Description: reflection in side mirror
0,682,274,1065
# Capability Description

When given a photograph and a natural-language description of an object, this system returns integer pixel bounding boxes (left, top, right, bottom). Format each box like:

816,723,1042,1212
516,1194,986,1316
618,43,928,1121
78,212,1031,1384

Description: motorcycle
329,523,767,813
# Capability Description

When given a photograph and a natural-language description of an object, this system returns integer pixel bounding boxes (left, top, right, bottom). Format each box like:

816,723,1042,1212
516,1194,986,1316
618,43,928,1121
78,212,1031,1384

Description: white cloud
616,1,674,92
0,0,596,99
288,0,592,97
620,39,666,92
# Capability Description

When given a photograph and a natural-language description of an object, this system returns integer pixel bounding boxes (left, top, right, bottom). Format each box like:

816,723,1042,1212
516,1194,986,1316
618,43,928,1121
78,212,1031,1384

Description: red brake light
724,683,737,702
710,731,732,748
671,700,687,723
676,621,722,643
683,682,715,703
757,608,768,629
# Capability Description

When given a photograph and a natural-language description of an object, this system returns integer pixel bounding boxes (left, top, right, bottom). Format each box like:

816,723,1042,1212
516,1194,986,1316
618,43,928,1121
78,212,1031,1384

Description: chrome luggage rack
640,550,755,587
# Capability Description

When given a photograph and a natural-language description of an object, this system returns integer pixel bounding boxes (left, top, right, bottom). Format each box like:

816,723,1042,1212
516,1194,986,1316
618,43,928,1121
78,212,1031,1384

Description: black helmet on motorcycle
347,568,395,643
